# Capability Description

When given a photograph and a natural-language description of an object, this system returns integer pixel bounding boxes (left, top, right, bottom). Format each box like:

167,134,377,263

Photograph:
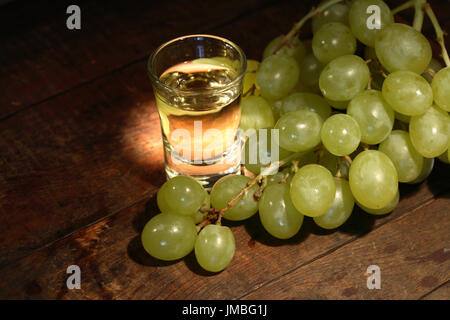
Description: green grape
262,35,306,65
357,191,399,215
313,178,354,229
280,92,331,120
210,175,258,221
319,55,370,101
266,169,289,186
239,96,275,132
243,59,260,96
312,22,356,64
347,90,395,144
312,2,350,33
438,151,450,164
141,213,197,261
157,176,207,217
244,129,292,175
290,164,336,217
422,58,442,83
407,158,434,184
395,112,411,123
349,150,398,209
321,114,361,156
409,105,449,158
275,110,323,152
319,149,350,179
259,183,304,239
298,54,324,92
375,23,432,74
325,98,349,110
349,0,393,47
193,194,210,224
431,67,450,112
195,225,235,272
378,130,424,183
256,54,300,101
267,167,296,186
382,71,432,116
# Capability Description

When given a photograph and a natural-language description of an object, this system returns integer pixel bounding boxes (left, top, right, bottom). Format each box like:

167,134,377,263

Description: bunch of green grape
141,0,449,273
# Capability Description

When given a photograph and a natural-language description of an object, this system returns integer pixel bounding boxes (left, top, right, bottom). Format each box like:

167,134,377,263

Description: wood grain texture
0,166,447,299
0,62,164,268
0,0,306,119
243,196,450,300
421,281,449,300
0,0,449,300
0,0,317,269
245,194,450,299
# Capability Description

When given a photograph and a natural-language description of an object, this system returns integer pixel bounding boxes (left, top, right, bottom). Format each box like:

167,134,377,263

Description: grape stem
424,2,450,67
425,68,435,78
243,84,256,97
253,176,268,201
361,143,370,151
214,151,306,225
280,171,290,184
344,155,353,165
412,0,425,31
316,148,324,164
273,0,344,55
392,0,414,15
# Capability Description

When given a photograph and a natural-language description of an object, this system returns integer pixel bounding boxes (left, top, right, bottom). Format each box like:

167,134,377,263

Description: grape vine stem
273,0,343,54
424,2,450,67
344,155,353,165
215,151,306,226
413,0,425,31
392,0,414,15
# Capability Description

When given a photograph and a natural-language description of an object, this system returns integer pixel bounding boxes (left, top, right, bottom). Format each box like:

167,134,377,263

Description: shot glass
148,34,247,188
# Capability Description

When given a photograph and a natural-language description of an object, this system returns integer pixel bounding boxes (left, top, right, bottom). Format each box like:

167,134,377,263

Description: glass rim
147,34,247,95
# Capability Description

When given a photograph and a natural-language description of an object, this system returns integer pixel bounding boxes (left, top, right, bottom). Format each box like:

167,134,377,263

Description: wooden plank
0,169,447,299
421,281,449,300
0,0,449,299
242,196,450,300
0,0,317,268
0,61,164,268
0,0,309,120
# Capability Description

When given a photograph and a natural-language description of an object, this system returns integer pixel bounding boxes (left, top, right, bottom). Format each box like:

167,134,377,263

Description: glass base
163,136,243,189
165,162,241,190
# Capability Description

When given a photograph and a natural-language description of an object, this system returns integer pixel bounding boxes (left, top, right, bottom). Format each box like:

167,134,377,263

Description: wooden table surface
0,0,449,300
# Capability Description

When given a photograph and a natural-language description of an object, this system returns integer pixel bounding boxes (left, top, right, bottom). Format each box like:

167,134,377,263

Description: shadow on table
127,235,179,267
127,195,181,267
126,160,449,271
131,194,159,233
183,251,222,277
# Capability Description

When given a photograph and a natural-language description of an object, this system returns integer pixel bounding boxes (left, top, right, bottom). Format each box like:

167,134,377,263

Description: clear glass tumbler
147,34,247,188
